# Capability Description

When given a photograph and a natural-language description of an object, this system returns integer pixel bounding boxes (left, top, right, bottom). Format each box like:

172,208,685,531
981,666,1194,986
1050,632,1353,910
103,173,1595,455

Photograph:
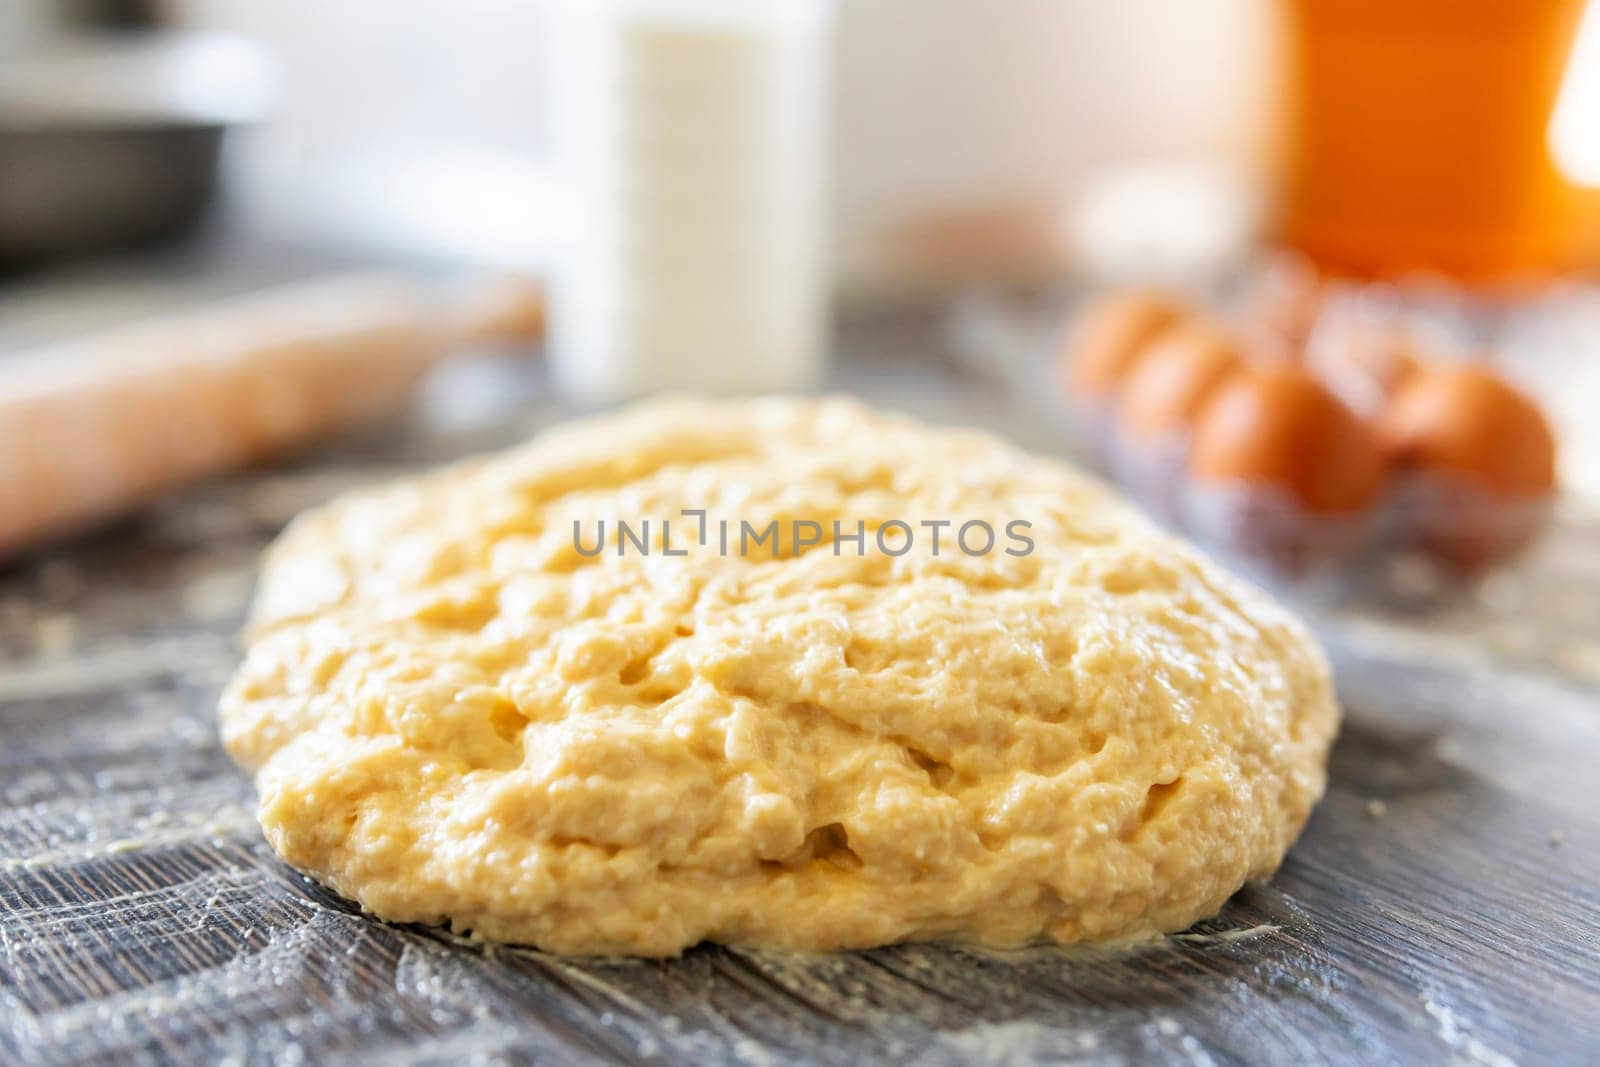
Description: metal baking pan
0,31,274,270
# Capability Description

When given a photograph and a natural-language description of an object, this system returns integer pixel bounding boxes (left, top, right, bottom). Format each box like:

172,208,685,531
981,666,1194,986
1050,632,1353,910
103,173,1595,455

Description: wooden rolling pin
0,272,544,561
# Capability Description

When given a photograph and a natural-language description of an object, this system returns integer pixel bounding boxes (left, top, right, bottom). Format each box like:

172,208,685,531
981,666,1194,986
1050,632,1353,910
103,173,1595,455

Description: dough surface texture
221,397,1338,956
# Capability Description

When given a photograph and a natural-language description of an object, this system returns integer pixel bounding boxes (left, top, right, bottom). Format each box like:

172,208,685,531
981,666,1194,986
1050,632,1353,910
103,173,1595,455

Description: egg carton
946,274,1562,591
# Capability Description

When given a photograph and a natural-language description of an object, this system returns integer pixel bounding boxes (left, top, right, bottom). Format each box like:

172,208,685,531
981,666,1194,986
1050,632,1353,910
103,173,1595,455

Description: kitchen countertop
1,259,1598,1065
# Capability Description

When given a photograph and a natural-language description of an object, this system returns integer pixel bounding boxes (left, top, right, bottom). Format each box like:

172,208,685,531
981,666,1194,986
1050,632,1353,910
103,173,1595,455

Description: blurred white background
163,0,1279,286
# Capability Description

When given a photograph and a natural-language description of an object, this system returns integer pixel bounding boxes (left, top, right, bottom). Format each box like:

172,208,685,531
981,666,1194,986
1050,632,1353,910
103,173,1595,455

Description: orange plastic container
1280,0,1600,280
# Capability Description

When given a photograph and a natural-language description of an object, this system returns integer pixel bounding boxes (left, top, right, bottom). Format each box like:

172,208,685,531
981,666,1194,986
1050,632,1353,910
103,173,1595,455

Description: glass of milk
549,0,836,400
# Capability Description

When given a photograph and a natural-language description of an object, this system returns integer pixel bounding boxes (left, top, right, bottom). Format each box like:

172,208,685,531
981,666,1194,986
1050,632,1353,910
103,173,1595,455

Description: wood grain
1,383,1597,1067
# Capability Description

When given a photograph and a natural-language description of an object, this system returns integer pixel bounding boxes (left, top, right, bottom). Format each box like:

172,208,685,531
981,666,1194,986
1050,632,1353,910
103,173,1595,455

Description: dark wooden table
1,286,1598,1065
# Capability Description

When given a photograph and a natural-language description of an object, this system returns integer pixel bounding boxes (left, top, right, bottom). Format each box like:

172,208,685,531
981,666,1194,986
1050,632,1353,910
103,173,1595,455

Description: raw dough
221,397,1338,956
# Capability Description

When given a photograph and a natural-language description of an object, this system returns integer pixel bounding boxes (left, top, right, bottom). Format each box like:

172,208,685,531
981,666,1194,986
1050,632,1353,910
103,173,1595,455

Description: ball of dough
221,397,1338,956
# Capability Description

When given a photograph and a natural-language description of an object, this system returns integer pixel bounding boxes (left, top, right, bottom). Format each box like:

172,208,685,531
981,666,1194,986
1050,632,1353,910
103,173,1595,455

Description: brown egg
1376,363,1556,569
1183,365,1387,572
1107,318,1248,519
1190,365,1388,515
1377,363,1555,497
1063,289,1189,400
1117,318,1246,444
